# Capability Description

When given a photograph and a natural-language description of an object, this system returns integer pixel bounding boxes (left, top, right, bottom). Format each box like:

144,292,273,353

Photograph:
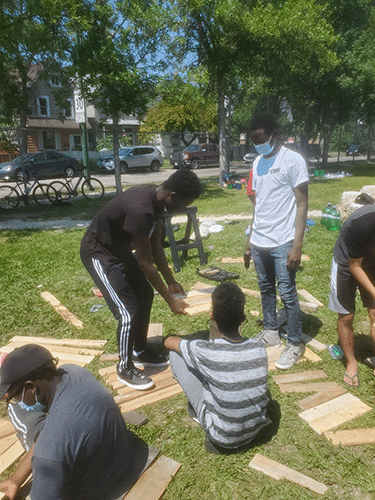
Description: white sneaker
275,343,305,370
254,329,281,348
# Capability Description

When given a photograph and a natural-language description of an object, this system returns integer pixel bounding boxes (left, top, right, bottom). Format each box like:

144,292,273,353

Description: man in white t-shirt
244,112,309,369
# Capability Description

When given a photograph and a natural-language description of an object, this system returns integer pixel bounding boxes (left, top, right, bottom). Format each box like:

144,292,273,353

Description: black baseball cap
0,344,53,399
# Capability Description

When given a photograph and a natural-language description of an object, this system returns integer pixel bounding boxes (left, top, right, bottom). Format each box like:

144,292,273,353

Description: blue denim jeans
251,241,302,345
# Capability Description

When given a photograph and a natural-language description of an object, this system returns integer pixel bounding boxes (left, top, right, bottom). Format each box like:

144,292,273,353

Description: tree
139,72,217,147
0,0,78,152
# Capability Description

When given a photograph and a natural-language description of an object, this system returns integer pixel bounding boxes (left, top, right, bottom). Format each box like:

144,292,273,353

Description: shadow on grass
354,333,375,363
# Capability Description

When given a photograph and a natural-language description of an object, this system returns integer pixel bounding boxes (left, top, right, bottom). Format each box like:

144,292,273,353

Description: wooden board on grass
0,344,95,365
278,381,343,394
303,347,322,362
296,388,347,411
40,291,83,329
0,439,24,474
147,323,163,344
325,428,375,446
0,434,18,455
123,411,149,427
299,393,372,435
9,335,107,348
273,370,328,385
300,333,327,352
5,341,102,357
119,384,182,413
0,420,17,440
297,290,324,307
221,257,243,263
249,454,327,495
124,455,181,500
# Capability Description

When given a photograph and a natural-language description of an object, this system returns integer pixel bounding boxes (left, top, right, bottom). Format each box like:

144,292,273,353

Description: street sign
74,89,86,123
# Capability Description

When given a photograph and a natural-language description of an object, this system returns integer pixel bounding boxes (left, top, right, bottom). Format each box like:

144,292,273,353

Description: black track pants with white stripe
81,250,153,371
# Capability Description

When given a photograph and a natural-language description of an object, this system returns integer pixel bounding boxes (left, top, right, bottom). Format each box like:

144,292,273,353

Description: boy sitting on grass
164,282,271,454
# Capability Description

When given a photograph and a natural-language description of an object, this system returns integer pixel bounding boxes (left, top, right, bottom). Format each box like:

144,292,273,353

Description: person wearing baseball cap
0,344,148,500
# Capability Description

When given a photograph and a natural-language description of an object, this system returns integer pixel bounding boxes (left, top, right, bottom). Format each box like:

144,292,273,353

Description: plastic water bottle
327,205,341,231
327,344,344,360
321,202,332,227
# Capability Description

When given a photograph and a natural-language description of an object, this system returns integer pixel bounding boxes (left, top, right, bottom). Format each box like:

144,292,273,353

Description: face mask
254,132,275,156
18,387,47,412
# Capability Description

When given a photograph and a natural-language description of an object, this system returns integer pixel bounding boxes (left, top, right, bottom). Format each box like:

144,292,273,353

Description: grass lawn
1,165,375,498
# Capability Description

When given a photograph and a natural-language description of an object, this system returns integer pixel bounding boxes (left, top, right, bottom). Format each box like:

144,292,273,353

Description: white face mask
253,132,275,156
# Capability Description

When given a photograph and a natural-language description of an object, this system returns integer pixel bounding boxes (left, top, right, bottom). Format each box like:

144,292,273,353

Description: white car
98,146,164,173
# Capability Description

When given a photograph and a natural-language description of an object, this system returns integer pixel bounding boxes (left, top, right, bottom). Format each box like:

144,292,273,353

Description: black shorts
328,257,375,314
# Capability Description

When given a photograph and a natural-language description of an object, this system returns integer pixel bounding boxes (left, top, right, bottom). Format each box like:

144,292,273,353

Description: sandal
344,372,360,387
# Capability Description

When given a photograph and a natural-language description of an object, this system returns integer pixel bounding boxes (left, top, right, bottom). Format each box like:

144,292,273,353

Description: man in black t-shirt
328,205,375,387
81,169,202,390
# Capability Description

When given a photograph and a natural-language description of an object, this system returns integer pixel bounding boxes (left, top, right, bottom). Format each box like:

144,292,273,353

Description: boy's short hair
162,169,202,200
212,282,246,335
249,112,279,136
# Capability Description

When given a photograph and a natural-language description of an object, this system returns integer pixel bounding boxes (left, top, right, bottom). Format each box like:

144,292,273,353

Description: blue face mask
254,132,275,156
18,387,47,412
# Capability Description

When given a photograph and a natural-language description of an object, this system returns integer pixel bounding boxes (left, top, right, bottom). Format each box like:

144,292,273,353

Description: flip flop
344,372,360,387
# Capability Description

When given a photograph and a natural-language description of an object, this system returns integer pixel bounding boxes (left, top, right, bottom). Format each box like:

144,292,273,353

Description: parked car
170,143,219,169
243,146,258,163
0,152,82,182
98,145,163,173
346,144,367,156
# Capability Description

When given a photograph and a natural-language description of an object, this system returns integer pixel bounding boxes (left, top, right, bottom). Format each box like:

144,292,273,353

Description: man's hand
287,245,302,270
168,282,185,295
244,249,251,269
168,297,189,315
0,479,20,500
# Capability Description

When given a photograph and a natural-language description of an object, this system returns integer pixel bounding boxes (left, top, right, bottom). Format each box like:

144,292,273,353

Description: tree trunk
19,76,28,154
218,77,228,183
112,114,122,194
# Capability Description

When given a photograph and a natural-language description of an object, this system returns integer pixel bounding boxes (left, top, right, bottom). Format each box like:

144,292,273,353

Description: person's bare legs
368,307,375,377
338,312,359,386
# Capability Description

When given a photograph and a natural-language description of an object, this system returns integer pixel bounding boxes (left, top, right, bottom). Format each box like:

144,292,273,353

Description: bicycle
0,174,58,210
47,171,104,202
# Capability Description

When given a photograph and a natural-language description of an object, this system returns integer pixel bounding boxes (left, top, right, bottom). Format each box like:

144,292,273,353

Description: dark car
346,144,367,156
0,152,82,182
170,143,219,169
98,145,163,173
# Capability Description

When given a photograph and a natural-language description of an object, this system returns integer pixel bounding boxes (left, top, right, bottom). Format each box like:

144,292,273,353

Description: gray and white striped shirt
179,337,270,448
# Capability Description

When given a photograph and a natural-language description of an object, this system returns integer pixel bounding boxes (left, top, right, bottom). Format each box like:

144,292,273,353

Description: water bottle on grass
327,344,344,360
327,205,341,231
321,202,332,227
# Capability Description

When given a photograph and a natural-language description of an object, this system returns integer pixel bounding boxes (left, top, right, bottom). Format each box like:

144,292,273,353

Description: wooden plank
300,333,327,352
221,257,243,263
124,455,181,500
122,411,149,427
249,454,327,495
5,341,102,357
241,288,261,299
99,353,119,362
0,439,24,474
297,290,324,307
185,302,211,315
303,347,322,362
301,254,310,261
273,370,328,385
266,345,285,363
0,434,18,455
40,291,83,329
0,420,16,440
325,428,375,446
278,381,343,394
147,323,163,344
115,378,179,404
296,388,347,411
299,301,319,312
9,335,106,348
299,393,364,423
190,282,213,291
119,384,182,413
99,365,117,377
0,345,94,365
299,393,372,434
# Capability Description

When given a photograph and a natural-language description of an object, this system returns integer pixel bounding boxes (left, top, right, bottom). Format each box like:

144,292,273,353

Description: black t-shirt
333,205,375,267
81,184,163,261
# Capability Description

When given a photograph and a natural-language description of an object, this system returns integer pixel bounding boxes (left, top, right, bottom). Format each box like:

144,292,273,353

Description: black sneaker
117,365,154,390
133,348,169,368
187,402,199,423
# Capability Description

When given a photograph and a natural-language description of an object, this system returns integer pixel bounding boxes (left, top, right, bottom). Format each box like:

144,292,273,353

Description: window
64,99,74,119
69,135,82,151
42,131,56,150
37,96,50,117
50,76,61,87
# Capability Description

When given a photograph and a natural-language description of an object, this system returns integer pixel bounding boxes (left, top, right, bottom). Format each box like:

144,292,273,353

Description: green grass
1,165,375,498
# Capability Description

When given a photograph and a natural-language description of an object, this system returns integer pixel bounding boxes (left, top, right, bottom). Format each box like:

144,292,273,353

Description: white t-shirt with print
250,146,308,248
